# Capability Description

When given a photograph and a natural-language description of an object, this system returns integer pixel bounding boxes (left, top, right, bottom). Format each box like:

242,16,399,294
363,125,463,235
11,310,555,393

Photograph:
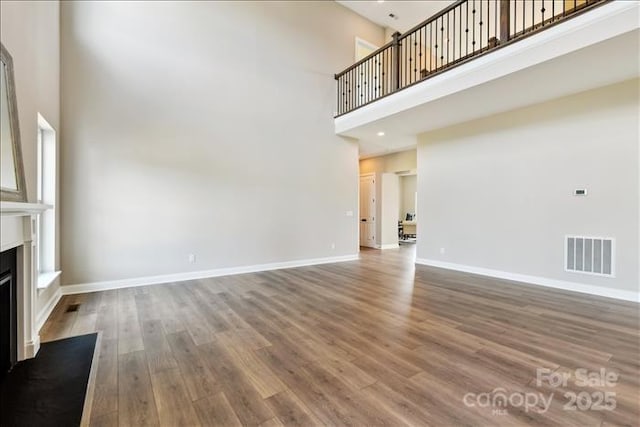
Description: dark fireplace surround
0,247,17,382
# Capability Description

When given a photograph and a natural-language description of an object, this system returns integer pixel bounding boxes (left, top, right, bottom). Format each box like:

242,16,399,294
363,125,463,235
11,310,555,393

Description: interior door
359,174,376,248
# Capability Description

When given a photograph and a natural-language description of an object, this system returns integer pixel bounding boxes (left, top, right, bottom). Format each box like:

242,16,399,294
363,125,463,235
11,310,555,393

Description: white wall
1,0,61,316
360,149,416,174
399,174,417,219
60,1,384,285
417,79,639,298
380,173,400,247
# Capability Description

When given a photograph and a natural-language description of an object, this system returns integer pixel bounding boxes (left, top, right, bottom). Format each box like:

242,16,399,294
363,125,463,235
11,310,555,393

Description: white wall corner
415,258,640,303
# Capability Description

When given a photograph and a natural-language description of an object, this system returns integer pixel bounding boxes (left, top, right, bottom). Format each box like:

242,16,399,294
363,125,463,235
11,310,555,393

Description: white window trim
36,113,60,290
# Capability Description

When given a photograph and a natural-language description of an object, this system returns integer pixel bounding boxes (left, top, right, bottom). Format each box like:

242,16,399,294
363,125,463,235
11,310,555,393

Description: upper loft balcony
334,0,640,156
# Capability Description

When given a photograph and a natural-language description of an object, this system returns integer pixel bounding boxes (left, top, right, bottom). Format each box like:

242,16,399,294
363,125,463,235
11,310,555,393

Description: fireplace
0,202,50,363
1,247,17,381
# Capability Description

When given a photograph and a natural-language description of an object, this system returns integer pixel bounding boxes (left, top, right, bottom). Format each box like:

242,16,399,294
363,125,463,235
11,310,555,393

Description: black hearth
0,247,17,382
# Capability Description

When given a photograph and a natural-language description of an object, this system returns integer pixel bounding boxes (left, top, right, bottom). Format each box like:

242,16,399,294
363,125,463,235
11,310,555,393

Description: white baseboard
36,286,62,332
24,336,40,359
380,243,400,250
415,258,639,303
61,254,360,295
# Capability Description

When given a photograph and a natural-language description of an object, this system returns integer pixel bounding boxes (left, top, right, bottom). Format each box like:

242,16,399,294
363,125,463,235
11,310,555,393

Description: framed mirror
1,42,27,202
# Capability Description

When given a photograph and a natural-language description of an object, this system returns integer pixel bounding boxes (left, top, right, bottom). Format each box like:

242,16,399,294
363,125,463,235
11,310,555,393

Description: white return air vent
565,236,615,277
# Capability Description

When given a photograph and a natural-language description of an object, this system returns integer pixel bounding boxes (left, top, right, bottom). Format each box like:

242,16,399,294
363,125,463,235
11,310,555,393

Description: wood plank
215,330,287,398
117,351,159,426
90,338,118,419
165,330,218,401
198,341,275,425
264,390,323,426
149,368,201,426
193,392,243,427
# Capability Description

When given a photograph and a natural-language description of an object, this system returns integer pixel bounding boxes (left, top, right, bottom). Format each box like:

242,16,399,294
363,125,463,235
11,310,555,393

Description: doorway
359,174,376,248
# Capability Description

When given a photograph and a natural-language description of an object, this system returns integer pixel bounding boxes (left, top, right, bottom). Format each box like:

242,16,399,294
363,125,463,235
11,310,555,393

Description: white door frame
359,173,376,248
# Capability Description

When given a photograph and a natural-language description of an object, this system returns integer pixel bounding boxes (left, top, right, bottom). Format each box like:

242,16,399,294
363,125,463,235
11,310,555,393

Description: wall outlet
331,243,336,250
440,247,445,254
346,211,354,217
188,254,196,264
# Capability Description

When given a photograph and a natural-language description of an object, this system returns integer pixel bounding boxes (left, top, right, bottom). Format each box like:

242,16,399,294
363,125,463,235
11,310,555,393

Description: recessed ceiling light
377,131,385,136
377,0,384,3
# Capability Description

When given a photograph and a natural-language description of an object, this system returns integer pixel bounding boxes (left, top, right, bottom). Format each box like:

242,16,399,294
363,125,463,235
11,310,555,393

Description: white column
20,215,40,359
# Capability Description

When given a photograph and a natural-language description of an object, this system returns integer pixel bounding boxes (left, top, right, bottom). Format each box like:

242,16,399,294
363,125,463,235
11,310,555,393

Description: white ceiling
336,0,455,34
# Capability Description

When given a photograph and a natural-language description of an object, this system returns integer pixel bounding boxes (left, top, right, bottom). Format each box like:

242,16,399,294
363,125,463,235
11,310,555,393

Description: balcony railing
335,0,609,117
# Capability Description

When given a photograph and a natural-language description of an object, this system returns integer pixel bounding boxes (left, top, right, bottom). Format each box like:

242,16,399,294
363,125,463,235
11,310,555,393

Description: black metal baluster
532,0,535,30
364,60,368,104
376,53,380,98
465,2,469,57
453,7,456,63
441,16,445,66
356,67,359,107
362,64,365,106
404,37,407,87
363,62,366,105
485,0,489,49
368,59,371,102
353,68,356,109
430,22,433,71
480,0,482,49
367,60,369,103
522,3,527,34
415,31,418,82
444,13,447,66
496,0,499,43
479,0,483,50
472,0,476,53
437,17,441,69
343,73,346,114
358,65,362,106
350,69,353,109
373,56,376,100
347,71,351,112
383,48,387,95
342,76,346,114
348,70,352,110
368,58,371,102
369,56,376,101
448,11,451,64
360,64,364,106
401,38,405,87
412,33,416,84
421,27,425,78
364,63,368,104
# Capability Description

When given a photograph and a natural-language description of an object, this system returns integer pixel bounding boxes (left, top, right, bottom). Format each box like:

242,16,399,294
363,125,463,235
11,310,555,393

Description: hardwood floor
41,246,639,426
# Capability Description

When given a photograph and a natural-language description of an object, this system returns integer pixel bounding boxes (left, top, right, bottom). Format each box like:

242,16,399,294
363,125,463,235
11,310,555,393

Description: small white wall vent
565,236,615,277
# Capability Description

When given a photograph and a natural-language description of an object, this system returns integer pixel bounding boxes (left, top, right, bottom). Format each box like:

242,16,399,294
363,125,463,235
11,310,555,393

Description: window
36,114,59,289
